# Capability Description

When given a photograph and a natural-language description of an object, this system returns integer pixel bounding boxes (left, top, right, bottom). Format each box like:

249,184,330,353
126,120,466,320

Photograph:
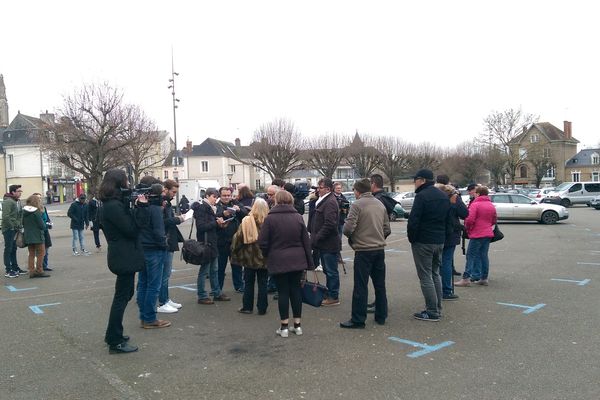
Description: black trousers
351,250,387,324
242,268,268,312
273,271,303,320
105,273,135,346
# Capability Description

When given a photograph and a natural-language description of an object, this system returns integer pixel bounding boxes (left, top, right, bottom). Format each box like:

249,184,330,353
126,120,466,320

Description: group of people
3,185,54,279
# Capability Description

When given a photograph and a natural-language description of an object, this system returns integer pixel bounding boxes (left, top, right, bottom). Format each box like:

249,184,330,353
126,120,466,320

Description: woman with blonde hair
232,197,269,314
22,194,49,278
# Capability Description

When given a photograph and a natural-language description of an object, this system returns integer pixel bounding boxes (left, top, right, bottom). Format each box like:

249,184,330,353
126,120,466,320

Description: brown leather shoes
322,298,341,306
197,298,214,305
213,294,231,302
142,320,171,329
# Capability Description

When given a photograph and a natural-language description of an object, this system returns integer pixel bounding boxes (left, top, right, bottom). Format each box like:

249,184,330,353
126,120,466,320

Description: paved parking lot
1,206,600,399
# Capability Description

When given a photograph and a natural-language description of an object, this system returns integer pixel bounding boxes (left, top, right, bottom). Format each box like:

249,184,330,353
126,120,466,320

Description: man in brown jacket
340,179,390,328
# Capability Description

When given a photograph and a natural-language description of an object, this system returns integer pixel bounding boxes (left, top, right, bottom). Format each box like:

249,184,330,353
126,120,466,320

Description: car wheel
541,210,559,225
560,198,571,207
389,212,397,222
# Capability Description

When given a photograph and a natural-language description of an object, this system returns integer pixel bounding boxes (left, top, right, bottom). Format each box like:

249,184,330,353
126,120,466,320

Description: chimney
186,139,192,153
563,121,572,139
235,138,241,147
522,126,527,135
39,110,55,125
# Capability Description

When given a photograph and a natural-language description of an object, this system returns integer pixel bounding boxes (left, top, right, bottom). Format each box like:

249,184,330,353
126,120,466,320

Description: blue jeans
158,252,174,305
137,249,166,323
3,229,19,272
71,229,85,251
197,256,221,299
468,238,491,281
320,251,340,300
43,249,49,269
441,245,456,296
218,246,244,291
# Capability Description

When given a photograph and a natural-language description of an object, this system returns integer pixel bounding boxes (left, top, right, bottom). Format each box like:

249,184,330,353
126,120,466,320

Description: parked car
590,195,600,210
390,203,408,221
393,191,416,211
542,182,600,207
527,187,555,203
489,193,568,224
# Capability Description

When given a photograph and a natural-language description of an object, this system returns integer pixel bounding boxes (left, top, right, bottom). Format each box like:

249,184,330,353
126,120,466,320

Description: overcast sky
2,0,599,149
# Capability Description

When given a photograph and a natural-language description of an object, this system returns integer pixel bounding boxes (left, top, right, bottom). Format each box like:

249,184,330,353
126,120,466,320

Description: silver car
393,191,416,211
489,193,568,224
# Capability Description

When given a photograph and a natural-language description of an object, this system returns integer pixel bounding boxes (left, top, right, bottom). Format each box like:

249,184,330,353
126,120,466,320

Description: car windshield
554,182,571,191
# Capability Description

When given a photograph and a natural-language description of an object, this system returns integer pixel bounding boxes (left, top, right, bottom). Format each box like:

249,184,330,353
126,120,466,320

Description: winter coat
446,195,469,246
335,193,350,225
258,204,313,275
139,204,167,250
164,199,184,252
230,216,266,269
101,198,149,275
373,190,398,216
308,192,340,252
87,198,103,230
216,199,248,249
343,192,391,251
1,194,22,230
407,181,452,244
192,201,218,249
41,207,52,248
464,195,497,239
67,199,89,230
22,206,45,245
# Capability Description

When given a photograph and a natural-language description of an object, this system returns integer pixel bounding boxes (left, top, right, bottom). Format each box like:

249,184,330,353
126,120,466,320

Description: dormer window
592,153,600,165
530,134,539,143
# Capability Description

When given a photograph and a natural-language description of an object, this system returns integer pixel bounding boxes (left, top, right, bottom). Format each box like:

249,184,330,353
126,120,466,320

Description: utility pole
168,48,181,212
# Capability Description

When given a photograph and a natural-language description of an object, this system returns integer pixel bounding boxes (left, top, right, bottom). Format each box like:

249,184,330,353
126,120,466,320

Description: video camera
120,183,164,207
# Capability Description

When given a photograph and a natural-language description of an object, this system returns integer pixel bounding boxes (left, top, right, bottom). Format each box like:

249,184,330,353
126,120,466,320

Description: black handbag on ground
301,270,329,307
181,219,216,265
491,224,504,243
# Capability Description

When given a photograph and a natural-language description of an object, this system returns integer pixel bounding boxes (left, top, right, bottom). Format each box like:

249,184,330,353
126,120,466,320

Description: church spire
0,74,8,127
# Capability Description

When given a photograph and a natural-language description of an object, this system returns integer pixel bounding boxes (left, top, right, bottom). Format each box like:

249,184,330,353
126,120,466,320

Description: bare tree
250,118,304,179
408,142,442,172
378,136,412,190
527,142,553,188
483,145,507,187
344,134,382,178
304,133,349,178
483,108,538,187
439,142,485,186
118,106,167,183
39,83,133,193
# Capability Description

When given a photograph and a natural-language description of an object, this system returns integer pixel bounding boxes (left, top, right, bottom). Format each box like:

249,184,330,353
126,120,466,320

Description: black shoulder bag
181,218,217,265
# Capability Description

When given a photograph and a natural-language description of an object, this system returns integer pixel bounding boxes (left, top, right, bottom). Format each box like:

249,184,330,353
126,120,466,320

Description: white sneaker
315,265,323,272
167,299,182,309
72,250,80,256
289,326,303,336
276,328,289,338
81,250,91,256
157,304,178,313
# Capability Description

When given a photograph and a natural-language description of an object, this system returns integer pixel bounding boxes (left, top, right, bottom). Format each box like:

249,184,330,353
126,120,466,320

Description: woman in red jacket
456,186,496,286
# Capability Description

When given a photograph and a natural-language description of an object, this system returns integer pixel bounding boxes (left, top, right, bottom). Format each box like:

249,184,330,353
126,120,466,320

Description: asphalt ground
1,206,600,400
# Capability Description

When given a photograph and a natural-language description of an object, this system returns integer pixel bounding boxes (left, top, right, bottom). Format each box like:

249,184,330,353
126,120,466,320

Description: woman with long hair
259,190,313,337
231,197,269,314
22,194,48,278
99,169,148,354
236,185,255,209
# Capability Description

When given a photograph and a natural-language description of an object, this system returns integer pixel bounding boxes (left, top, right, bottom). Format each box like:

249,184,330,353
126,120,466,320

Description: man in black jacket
370,174,397,218
67,194,90,256
157,179,185,314
216,187,247,293
193,188,231,304
407,169,451,322
308,178,341,306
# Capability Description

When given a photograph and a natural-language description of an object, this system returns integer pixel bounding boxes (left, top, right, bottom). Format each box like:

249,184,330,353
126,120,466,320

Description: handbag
301,270,329,307
181,218,216,265
491,224,504,243
15,230,26,248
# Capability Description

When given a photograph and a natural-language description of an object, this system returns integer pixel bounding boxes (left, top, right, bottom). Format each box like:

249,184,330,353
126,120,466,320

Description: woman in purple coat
258,190,313,338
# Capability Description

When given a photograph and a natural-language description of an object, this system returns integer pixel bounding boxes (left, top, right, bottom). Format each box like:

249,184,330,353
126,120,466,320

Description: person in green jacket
2,184,25,278
22,194,49,278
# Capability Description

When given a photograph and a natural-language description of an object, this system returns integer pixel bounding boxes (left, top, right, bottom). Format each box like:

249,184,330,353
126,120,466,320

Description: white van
542,182,600,207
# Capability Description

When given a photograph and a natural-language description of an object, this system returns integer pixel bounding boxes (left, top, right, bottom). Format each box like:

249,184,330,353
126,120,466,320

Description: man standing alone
407,169,451,322
68,193,90,256
340,179,390,328
3,185,26,277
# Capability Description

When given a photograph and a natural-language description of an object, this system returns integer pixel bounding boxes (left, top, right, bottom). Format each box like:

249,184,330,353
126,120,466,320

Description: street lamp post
168,49,181,211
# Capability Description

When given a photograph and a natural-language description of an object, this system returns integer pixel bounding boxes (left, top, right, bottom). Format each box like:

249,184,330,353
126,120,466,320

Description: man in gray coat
340,179,391,328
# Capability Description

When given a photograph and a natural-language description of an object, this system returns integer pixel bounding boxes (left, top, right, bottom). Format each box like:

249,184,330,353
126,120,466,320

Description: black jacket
216,199,248,249
101,199,149,275
67,199,89,230
334,193,350,225
164,199,184,252
192,201,218,248
139,204,167,250
446,195,469,246
308,193,340,252
373,190,397,217
407,181,451,244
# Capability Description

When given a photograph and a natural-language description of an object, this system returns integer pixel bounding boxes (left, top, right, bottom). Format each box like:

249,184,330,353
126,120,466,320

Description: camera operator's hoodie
139,204,167,250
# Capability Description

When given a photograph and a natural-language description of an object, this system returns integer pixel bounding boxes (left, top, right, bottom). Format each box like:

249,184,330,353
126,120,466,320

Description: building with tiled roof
565,148,600,182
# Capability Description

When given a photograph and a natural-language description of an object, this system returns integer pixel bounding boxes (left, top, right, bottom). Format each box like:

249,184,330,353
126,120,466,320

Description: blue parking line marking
6,285,38,292
577,262,600,266
388,337,454,358
497,302,546,314
551,278,590,286
169,284,197,291
29,303,61,314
